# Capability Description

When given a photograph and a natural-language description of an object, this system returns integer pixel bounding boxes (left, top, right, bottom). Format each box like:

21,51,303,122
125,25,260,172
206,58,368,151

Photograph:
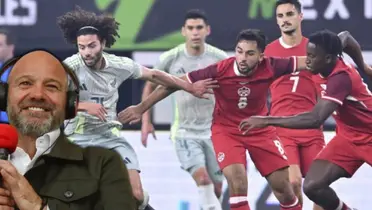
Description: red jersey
186,56,297,135
319,59,372,143
265,37,323,139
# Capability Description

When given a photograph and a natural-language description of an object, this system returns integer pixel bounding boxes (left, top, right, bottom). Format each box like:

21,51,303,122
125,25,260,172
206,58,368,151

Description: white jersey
156,43,228,140
63,52,142,135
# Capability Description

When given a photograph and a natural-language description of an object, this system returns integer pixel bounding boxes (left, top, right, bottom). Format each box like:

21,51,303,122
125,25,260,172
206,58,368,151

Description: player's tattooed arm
338,31,372,79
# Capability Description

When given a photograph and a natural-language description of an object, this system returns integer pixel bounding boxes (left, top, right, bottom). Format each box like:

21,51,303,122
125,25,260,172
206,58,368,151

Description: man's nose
29,84,45,99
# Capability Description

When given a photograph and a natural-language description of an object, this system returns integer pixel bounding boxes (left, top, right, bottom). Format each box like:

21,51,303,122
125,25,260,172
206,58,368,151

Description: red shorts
212,129,289,177
316,135,372,177
280,135,325,176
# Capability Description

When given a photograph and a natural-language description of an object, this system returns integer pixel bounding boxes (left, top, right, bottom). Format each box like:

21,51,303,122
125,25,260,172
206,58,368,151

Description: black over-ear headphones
0,55,80,120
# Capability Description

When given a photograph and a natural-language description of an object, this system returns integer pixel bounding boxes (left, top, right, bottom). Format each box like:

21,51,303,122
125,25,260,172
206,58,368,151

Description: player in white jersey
136,10,227,210
56,7,217,210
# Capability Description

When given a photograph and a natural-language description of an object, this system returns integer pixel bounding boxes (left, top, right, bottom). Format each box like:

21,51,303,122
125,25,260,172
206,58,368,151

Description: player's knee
192,167,213,186
303,178,322,200
228,177,247,195
290,177,302,195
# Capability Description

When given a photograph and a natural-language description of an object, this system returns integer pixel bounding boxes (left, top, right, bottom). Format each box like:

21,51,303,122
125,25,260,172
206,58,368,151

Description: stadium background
1,0,372,209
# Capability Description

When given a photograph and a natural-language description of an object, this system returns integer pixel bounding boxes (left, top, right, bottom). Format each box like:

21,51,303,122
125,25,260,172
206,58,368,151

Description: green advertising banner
0,0,371,51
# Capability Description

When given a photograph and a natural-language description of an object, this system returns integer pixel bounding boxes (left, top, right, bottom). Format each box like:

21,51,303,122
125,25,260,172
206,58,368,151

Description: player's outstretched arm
118,78,182,125
338,31,372,78
239,99,338,134
139,67,217,99
118,65,219,125
141,81,158,123
240,72,351,134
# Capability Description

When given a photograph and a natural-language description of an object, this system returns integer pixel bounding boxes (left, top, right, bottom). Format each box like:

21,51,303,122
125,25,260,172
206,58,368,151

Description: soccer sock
335,199,350,210
229,194,250,210
280,196,302,210
198,184,222,210
138,191,150,210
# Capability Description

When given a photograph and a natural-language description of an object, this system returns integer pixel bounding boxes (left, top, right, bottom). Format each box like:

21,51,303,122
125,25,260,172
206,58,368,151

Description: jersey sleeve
120,57,143,79
270,56,297,78
322,72,352,105
154,51,174,72
63,56,80,91
186,64,218,83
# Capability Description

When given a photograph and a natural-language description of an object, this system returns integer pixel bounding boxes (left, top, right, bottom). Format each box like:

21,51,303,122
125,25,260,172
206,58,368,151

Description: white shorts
66,130,140,172
174,137,223,183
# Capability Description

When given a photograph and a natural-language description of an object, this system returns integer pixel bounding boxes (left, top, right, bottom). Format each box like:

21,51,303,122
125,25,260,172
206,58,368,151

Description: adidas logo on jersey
110,79,116,88
80,83,88,91
176,67,186,74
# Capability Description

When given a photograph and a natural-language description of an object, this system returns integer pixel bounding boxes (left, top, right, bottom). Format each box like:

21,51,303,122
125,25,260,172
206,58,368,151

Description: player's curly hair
308,29,343,57
56,6,120,48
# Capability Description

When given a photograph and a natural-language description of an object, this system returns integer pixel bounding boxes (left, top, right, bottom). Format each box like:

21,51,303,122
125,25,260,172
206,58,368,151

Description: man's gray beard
7,107,62,137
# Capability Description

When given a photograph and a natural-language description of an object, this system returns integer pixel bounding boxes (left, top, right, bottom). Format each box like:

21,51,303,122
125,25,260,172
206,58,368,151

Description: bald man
0,50,136,210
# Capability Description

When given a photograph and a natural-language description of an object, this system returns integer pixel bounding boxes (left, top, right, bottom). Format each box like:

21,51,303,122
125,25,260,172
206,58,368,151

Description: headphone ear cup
0,83,8,112
65,90,78,120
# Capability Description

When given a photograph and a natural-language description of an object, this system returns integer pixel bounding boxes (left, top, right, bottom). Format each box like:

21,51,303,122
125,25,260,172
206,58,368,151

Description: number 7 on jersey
290,76,299,92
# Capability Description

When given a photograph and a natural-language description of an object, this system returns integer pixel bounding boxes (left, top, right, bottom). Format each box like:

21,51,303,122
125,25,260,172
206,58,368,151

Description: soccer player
120,28,362,210
138,9,228,210
56,7,216,210
122,29,306,210
265,1,324,208
239,30,372,210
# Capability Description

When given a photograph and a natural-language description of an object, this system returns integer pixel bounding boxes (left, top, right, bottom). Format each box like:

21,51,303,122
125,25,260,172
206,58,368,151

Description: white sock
138,191,149,210
335,199,343,210
198,184,222,210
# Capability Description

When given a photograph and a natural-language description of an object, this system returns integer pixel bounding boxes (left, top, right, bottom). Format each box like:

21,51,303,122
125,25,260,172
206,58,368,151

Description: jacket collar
44,132,84,161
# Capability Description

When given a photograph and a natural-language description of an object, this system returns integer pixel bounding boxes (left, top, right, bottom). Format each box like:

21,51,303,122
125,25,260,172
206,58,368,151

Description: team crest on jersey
217,152,225,162
320,84,327,96
237,86,250,109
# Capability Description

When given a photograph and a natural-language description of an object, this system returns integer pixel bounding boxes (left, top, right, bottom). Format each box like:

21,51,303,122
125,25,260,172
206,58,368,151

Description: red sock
229,194,250,210
341,202,350,210
280,197,302,210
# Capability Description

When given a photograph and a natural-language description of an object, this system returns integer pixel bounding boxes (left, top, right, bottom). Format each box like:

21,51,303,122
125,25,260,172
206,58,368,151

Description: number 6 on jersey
290,76,299,92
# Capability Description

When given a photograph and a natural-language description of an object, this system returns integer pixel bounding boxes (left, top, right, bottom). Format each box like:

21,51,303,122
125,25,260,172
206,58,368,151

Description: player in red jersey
119,29,359,210
240,30,372,210
265,1,324,208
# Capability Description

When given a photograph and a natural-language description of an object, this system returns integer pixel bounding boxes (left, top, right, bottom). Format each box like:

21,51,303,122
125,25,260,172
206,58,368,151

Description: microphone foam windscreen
0,124,18,153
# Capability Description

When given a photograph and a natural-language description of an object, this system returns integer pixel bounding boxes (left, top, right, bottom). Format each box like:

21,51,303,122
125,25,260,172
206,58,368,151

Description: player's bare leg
192,167,222,210
128,169,154,210
222,164,250,210
289,165,324,210
266,167,301,210
289,165,303,205
303,160,352,210
213,182,223,200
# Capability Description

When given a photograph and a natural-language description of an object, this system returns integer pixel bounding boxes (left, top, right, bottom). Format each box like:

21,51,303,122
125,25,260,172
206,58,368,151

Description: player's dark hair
0,28,16,45
308,29,343,58
275,0,302,13
56,6,120,48
236,29,267,52
184,9,209,25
